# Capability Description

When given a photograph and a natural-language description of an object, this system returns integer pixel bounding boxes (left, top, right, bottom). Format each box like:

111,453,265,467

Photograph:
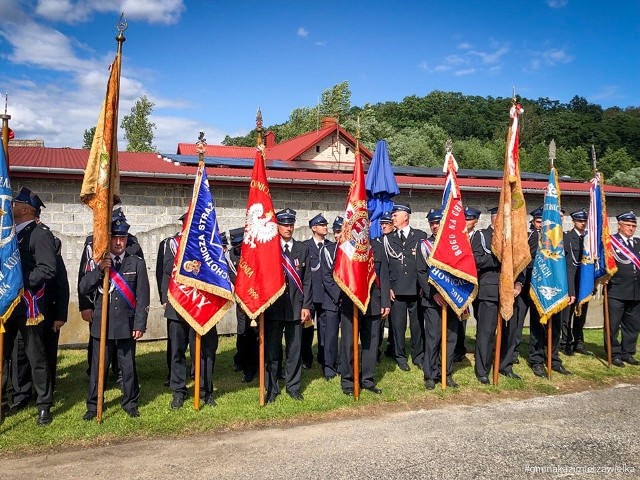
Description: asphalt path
3,384,639,479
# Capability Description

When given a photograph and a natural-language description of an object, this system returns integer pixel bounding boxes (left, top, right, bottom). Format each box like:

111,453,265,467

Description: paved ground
3,384,639,479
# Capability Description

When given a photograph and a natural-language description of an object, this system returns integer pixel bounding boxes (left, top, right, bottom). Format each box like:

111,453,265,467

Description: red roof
7,145,640,197
176,121,373,162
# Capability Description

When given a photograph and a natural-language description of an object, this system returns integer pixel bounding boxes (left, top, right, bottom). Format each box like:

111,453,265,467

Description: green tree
599,147,635,180
386,122,448,167
609,167,640,188
121,95,156,152
82,127,96,149
319,81,351,119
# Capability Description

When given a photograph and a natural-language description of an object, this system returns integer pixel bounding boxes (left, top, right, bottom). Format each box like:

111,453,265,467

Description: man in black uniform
453,206,481,363
607,211,640,367
10,210,69,409
2,188,57,425
338,224,390,395
79,207,144,381
79,218,150,419
385,203,426,371
264,208,312,403
319,216,343,381
228,227,258,383
417,209,459,389
561,209,590,355
302,213,333,369
524,207,571,377
472,207,524,384
378,211,395,360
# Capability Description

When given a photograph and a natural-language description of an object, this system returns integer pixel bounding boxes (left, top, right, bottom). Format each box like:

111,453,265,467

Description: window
315,145,320,153
346,147,350,154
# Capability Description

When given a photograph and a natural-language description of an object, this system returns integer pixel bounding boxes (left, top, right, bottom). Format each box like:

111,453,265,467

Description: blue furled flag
427,153,478,316
576,172,617,310
0,139,24,331
530,168,568,324
366,140,399,239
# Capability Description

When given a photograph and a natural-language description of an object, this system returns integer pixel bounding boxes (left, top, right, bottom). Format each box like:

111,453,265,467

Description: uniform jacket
79,252,150,339
155,233,182,321
303,237,335,305
608,233,640,301
265,239,312,322
15,220,58,318
321,243,341,312
471,226,501,302
78,233,144,311
45,235,70,324
385,226,427,296
228,246,250,323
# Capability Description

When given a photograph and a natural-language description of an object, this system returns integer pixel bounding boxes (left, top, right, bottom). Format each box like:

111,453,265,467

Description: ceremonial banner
334,149,376,313
530,168,569,324
0,138,23,332
235,147,285,319
80,53,121,262
168,164,234,334
428,151,477,316
577,172,617,308
366,140,399,239
492,103,531,320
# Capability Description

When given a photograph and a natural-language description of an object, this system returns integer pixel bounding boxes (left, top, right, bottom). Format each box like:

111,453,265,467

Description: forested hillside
223,82,640,187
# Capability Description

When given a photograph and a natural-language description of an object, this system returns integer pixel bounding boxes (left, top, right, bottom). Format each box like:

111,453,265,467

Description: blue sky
1,0,638,153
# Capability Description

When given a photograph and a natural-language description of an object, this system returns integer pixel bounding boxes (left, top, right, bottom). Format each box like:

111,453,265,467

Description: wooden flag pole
441,306,447,390
259,313,265,406
193,333,201,410
493,312,502,386
353,304,360,400
547,320,552,380
0,329,4,420
603,286,613,368
96,269,110,423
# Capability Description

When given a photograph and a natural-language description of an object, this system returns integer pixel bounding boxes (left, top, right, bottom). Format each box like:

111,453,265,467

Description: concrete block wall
13,177,639,346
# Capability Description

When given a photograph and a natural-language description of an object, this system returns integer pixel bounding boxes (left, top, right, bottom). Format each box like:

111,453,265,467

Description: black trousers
235,308,258,377
265,320,302,398
87,336,138,413
390,295,424,367
561,302,589,350
474,299,519,377
529,306,563,369
323,309,341,378
168,318,191,397
2,317,53,410
10,325,58,402
194,327,219,399
87,325,119,378
339,312,380,390
606,298,640,359
423,303,457,380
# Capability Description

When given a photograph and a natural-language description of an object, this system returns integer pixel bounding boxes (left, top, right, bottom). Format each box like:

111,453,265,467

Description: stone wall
13,177,639,346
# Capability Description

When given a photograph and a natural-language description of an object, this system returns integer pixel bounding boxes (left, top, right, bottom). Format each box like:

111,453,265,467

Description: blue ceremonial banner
530,168,568,324
577,172,617,309
366,140,399,239
0,139,24,331
427,152,478,316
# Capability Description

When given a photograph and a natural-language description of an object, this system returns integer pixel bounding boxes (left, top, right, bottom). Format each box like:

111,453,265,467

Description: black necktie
284,244,291,258
114,255,122,272
399,230,406,245
317,241,323,249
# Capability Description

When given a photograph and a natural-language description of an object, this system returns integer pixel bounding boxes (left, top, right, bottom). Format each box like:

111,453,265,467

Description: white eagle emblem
244,203,278,248
539,285,561,301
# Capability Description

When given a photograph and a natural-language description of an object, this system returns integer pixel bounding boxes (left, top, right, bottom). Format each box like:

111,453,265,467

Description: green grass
1,327,639,455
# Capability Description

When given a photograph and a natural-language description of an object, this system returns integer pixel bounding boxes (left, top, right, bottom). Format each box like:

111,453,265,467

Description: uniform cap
464,206,481,220
309,213,328,228
111,218,130,237
570,209,587,221
530,206,543,219
391,203,411,214
616,211,637,223
380,211,392,223
229,227,245,247
488,207,499,215
332,215,344,231
276,208,297,225
14,187,45,211
427,208,443,222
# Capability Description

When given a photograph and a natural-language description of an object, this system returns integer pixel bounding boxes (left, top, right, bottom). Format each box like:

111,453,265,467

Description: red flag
333,149,376,313
8,128,14,140
235,147,285,319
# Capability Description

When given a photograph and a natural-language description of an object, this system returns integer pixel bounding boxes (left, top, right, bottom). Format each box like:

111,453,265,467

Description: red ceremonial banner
234,147,285,319
333,150,376,313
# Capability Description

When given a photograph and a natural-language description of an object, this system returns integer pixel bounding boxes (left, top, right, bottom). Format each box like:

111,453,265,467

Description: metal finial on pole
591,145,597,173
512,86,517,104
445,138,453,154
548,139,556,169
256,107,263,147
1,92,11,160
196,130,207,158
4,92,7,116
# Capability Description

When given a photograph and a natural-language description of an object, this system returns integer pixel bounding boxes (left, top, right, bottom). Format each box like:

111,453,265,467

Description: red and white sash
22,285,46,325
109,268,137,310
611,235,640,269
281,251,303,293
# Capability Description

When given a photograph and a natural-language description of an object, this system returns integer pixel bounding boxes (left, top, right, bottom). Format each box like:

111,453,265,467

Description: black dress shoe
203,395,217,407
365,385,382,394
512,357,520,365
446,376,459,388
563,347,575,356
124,407,140,418
574,345,588,355
233,364,242,372
242,372,256,383
398,363,410,372
37,408,53,426
622,355,640,366
302,362,313,370
531,364,547,377
342,389,354,396
163,379,170,388
287,390,304,401
170,394,185,409
324,375,336,382
477,375,490,385
500,371,522,380
424,379,436,390
612,358,625,367
552,365,572,375
83,410,97,421
265,394,278,404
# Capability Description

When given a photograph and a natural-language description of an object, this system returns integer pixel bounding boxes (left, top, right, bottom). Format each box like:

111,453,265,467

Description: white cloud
454,68,476,76
444,54,466,66
547,0,568,8
541,48,573,65
35,0,185,25
468,45,509,64
314,41,326,47
297,27,308,37
152,116,227,152
590,86,623,102
434,65,452,73
418,61,431,72
457,42,472,50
